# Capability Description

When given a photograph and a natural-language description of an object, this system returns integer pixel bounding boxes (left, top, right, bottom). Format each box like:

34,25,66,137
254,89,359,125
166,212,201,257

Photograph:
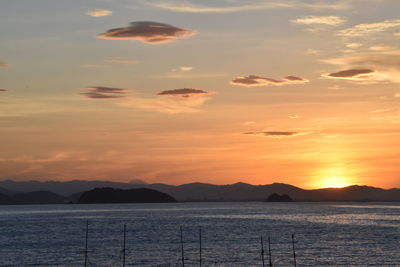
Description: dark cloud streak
231,74,308,87
157,88,211,97
81,86,129,99
97,21,195,44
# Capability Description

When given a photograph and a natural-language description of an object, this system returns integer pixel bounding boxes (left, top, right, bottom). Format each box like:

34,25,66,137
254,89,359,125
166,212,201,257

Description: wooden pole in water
199,227,202,267
84,220,88,267
122,224,126,267
180,226,185,267
261,236,265,267
268,237,272,267
291,234,297,267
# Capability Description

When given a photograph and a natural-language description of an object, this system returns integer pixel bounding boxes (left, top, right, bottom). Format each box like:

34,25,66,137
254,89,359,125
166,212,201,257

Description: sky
1,0,400,189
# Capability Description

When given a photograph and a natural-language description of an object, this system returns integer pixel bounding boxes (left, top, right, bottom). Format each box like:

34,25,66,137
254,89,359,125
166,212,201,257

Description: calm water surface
0,202,399,266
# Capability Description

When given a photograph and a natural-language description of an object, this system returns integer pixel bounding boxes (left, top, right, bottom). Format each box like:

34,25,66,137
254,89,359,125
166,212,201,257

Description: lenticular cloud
98,21,196,44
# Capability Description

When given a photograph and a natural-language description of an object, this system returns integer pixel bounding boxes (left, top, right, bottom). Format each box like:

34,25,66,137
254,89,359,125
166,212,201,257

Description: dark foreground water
0,202,399,266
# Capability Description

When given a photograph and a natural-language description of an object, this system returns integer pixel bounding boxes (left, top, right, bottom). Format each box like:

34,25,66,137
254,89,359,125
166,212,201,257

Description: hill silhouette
266,193,293,202
0,190,65,204
78,187,176,204
0,180,399,203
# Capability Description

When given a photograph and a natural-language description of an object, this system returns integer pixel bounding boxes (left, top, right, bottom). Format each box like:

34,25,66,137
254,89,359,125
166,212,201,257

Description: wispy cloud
243,131,302,138
156,88,212,97
104,58,139,64
322,52,400,83
369,45,395,51
322,69,375,80
305,49,321,55
81,86,130,99
230,75,309,87
118,87,214,113
87,9,112,17
0,89,9,92
0,61,10,68
338,19,400,37
147,0,350,13
346,43,363,48
159,72,228,79
291,16,345,26
180,66,193,71
243,129,314,138
97,21,196,44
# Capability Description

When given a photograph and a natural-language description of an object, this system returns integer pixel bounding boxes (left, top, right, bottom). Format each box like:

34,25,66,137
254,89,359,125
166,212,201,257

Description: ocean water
0,202,399,266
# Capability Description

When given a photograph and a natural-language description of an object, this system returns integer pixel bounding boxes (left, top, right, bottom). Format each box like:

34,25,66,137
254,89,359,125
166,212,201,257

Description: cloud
328,85,344,90
104,58,138,64
369,45,395,51
0,61,10,68
289,115,299,119
87,9,112,17
305,49,321,55
371,108,396,114
180,66,193,71
147,0,350,13
0,89,8,92
81,86,129,99
346,43,363,48
119,95,212,114
243,131,301,138
322,69,375,80
338,19,400,37
230,75,309,87
159,72,227,79
156,88,211,97
118,87,213,113
322,52,400,83
97,21,195,44
291,16,345,26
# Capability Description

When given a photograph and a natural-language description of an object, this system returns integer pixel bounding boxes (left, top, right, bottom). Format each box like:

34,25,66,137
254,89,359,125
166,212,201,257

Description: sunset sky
1,0,400,189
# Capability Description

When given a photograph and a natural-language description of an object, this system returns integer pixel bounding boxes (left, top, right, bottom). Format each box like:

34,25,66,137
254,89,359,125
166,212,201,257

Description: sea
0,202,399,266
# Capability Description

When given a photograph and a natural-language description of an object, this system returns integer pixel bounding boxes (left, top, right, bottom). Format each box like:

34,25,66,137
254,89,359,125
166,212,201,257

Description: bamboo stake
292,234,297,267
261,236,265,267
180,226,185,267
268,237,272,267
199,227,202,267
84,220,88,267
122,224,126,267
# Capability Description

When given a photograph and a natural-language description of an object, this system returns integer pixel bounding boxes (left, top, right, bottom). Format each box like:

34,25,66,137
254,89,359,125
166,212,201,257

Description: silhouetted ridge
1,180,399,202
266,193,293,202
77,187,176,204
0,190,65,205
12,191,65,204
0,192,14,204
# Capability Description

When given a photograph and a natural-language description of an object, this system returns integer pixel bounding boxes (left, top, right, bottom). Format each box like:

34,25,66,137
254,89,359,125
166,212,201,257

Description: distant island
78,187,176,204
0,179,399,204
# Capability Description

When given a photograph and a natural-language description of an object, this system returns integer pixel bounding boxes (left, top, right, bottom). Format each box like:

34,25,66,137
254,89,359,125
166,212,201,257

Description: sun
317,176,353,188
311,166,356,189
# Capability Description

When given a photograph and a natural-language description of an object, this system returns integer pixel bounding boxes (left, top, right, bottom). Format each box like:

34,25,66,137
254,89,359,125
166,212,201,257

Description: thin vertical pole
84,220,88,267
291,234,297,267
199,227,202,267
122,224,126,267
268,237,272,267
261,236,265,267
180,226,185,267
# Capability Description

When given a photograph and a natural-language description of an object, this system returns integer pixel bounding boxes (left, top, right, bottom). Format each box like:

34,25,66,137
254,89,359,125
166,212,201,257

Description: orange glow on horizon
315,176,353,189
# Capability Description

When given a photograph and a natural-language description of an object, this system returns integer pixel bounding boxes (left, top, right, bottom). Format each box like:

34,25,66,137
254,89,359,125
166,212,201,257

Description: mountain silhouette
266,193,293,202
0,180,399,203
78,187,176,204
0,190,65,204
